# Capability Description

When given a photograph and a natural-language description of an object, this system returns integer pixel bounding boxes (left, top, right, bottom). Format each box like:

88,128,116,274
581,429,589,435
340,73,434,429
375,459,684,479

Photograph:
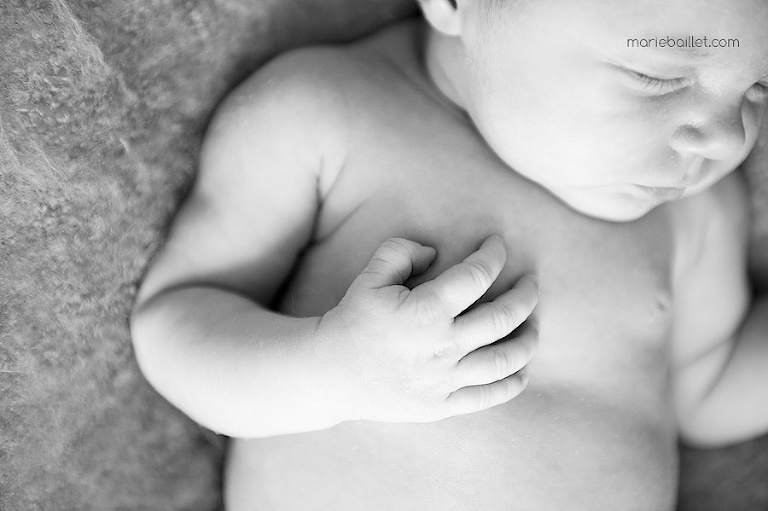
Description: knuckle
368,240,401,266
414,296,437,323
477,385,495,410
501,380,518,402
466,259,494,290
493,302,518,333
365,241,407,275
417,288,449,320
380,237,409,254
451,325,470,354
363,257,390,277
434,339,459,361
492,347,514,377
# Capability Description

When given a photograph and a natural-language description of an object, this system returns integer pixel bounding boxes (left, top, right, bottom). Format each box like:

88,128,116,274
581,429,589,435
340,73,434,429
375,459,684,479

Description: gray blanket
1,1,766,510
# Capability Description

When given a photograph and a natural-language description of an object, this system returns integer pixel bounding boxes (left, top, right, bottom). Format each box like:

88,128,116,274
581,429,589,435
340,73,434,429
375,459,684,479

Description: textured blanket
1,1,767,510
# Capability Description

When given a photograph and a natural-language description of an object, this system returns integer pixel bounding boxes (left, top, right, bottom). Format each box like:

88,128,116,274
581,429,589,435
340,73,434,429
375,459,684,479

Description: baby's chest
294,151,677,367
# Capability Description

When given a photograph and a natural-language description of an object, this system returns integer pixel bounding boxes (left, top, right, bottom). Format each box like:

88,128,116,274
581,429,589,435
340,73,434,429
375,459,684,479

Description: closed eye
626,70,689,95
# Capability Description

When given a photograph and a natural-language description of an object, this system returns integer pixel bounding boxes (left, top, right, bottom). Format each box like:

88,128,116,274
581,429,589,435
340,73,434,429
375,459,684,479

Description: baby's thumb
353,238,437,290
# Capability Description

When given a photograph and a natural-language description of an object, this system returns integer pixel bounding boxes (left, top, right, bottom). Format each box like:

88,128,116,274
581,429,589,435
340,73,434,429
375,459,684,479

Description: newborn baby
131,0,768,508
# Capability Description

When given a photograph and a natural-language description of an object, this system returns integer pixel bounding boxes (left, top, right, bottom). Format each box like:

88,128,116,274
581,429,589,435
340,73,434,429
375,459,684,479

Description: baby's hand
317,235,538,424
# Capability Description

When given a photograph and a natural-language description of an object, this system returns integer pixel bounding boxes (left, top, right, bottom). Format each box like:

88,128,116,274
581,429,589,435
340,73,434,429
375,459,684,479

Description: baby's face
460,0,768,221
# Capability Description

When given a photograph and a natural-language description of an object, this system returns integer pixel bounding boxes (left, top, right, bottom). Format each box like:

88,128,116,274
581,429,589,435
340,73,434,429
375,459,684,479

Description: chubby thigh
225,384,678,511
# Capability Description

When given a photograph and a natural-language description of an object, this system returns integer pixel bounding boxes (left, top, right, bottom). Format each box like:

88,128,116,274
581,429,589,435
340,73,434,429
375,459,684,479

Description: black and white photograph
2,1,768,509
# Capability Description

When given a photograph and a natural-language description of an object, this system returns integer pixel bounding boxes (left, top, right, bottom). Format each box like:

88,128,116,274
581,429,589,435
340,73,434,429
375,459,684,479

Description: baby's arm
130,50,346,438
672,172,768,447
130,49,538,439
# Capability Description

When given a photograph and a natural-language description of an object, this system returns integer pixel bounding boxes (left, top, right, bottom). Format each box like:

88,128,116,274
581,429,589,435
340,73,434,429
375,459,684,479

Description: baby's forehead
487,0,768,35
485,0,768,73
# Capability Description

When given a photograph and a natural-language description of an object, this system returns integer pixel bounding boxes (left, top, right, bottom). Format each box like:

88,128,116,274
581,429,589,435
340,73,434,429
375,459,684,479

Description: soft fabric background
1,1,767,510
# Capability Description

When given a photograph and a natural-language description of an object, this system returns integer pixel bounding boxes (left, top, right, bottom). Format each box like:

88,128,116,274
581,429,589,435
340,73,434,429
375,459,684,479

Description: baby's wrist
311,312,364,425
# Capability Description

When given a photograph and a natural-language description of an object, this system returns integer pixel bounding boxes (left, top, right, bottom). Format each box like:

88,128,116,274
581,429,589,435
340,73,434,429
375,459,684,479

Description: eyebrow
665,46,712,58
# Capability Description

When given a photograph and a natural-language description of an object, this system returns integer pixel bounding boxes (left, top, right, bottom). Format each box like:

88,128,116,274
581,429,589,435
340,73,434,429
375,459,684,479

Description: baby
130,0,768,509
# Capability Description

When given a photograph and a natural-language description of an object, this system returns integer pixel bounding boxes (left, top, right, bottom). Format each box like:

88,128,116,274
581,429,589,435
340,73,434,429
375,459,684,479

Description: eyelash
628,71,686,95
751,82,768,100
629,70,768,100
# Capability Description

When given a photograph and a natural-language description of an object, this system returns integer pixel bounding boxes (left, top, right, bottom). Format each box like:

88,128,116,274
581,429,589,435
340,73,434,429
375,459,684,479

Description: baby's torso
227,21,690,511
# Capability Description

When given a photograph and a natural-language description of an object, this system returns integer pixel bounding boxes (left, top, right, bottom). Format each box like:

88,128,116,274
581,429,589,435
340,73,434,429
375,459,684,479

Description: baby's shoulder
222,45,359,129
216,25,418,152
240,22,416,117
204,23,421,198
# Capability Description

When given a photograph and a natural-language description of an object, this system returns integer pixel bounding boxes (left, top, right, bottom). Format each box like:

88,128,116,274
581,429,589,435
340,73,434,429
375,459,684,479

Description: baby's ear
418,0,462,36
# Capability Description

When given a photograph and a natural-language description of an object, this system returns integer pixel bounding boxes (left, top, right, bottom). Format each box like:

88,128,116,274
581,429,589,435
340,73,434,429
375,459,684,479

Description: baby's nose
669,101,747,161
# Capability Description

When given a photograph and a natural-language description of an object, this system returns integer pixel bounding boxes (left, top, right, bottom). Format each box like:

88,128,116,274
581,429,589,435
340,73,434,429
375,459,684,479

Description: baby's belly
225,370,679,511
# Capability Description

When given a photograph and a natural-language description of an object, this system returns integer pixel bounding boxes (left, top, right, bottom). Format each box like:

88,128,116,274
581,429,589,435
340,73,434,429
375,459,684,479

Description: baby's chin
554,190,663,223
570,204,654,223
